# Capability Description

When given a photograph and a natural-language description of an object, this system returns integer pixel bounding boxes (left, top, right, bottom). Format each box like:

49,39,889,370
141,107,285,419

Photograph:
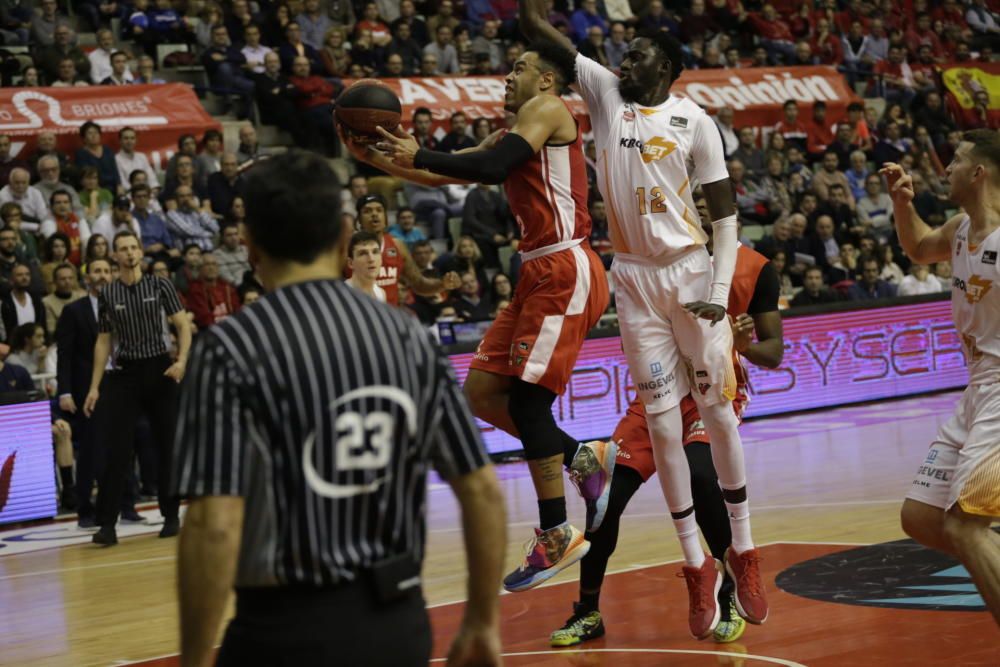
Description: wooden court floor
1,391,997,666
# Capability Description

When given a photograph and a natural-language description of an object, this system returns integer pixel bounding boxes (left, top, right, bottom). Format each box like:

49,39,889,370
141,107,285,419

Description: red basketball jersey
377,234,404,306
503,103,592,253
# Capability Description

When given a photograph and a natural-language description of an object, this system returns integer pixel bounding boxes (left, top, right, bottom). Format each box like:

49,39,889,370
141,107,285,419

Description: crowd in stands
0,0,996,514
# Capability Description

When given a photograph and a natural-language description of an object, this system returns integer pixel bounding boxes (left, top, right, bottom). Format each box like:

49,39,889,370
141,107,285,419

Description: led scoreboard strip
448,298,968,456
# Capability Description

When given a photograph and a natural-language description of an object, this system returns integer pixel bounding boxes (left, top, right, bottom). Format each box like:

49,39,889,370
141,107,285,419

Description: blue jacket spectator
571,0,608,43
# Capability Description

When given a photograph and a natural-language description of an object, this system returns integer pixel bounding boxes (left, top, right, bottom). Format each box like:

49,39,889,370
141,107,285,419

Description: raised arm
881,162,960,264
519,0,577,54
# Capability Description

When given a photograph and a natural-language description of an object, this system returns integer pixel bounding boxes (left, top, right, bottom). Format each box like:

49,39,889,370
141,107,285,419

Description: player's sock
59,465,74,489
562,435,580,469
672,506,707,567
579,589,601,613
538,497,567,530
722,485,754,553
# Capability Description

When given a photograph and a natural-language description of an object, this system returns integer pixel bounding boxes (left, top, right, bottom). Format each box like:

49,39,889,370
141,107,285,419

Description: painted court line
428,648,808,666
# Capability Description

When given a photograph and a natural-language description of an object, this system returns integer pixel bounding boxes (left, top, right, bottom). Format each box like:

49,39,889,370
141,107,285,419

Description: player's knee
900,499,941,544
508,383,562,458
699,401,739,431
462,371,504,420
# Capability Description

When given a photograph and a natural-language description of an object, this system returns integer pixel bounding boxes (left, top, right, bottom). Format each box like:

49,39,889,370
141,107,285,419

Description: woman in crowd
78,166,113,223
454,25,476,74
880,103,913,137
878,244,905,285
226,196,246,226
40,233,70,294
164,134,206,192
20,65,39,87
82,234,109,274
472,118,494,143
436,235,488,296
197,129,225,179
196,2,224,51
770,250,796,300
319,25,351,77
6,322,47,375
489,272,513,305
74,121,120,193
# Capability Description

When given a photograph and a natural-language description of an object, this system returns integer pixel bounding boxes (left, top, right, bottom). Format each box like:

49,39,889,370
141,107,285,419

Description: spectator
714,107,738,157
1,203,37,261
390,0,426,45
388,207,427,248
225,0,256,45
840,20,877,86
79,0,127,32
133,54,164,84
895,261,938,296
604,21,628,69
740,3,795,63
843,101,874,153
874,45,916,107
913,92,957,147
166,186,219,251
806,102,836,161
289,56,339,156
872,121,913,168
29,0,71,48
848,257,897,300
791,266,840,306
35,156,82,217
115,127,158,190
729,158,777,224
319,25,352,77
41,192,91,267
461,184,513,269
570,0,608,43
472,19,504,71
403,176,463,240
296,0,332,49
1,263,44,338
349,28,380,76
78,166,114,223
240,24,273,75
82,234,109,271
589,197,614,268
451,271,491,322
856,174,893,240
42,263,85,338
966,0,1000,50
808,214,841,267
185,252,240,328
172,243,202,295
340,174,368,218
75,122,120,194
810,17,843,66
355,1,392,46
426,0,461,37
845,150,870,202
234,125,268,165
279,21,323,74
962,89,1000,131
344,230,386,301
1,168,48,228
437,112,476,153
911,170,947,227
161,154,209,210
36,24,90,84
770,250,796,299
812,150,856,207
731,127,765,179
5,322,46,374
436,235,488,295
423,24,460,75
207,154,245,219
254,52,309,147
578,25,610,67
817,183,859,238
490,271,513,305
0,226,42,295
0,352,32,390
215,222,251,286
202,25,255,121
760,154,793,218
91,196,141,244
877,244,905,285
773,100,809,153
0,135,29,188
381,51,406,77
755,217,795,260
51,56,90,87
88,29,128,84
933,260,952,291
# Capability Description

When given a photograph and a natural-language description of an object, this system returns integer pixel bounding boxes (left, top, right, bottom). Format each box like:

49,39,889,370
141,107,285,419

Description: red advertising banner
366,66,858,136
0,84,221,173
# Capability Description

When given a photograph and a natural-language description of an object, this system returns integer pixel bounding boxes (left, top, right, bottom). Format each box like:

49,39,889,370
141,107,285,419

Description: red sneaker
678,555,722,639
725,547,768,624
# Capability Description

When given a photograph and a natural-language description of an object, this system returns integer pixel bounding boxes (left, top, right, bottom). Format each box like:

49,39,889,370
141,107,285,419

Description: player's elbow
479,165,508,185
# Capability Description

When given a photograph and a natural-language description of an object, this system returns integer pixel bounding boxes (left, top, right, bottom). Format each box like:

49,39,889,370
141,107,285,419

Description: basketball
335,79,402,143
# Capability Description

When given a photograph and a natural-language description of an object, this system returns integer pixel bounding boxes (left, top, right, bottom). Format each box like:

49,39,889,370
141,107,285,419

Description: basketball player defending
345,230,387,302
553,212,783,646
884,129,1000,626
362,42,611,592
520,0,767,637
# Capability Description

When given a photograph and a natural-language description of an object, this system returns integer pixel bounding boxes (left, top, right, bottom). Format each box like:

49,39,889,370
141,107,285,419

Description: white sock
672,511,706,567
724,497,754,554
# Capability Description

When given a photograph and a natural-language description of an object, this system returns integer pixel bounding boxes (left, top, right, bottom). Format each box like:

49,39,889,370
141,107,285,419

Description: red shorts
613,380,750,483
469,243,609,395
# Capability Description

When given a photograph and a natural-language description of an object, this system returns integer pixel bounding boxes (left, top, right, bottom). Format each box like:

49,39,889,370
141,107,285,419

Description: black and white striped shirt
172,279,489,588
98,275,184,363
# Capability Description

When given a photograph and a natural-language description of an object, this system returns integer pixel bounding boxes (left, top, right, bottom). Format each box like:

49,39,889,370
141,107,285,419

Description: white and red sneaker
678,555,723,639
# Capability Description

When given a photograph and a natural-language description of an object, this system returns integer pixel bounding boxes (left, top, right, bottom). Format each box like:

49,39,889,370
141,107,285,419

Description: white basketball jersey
952,216,1000,384
574,54,730,261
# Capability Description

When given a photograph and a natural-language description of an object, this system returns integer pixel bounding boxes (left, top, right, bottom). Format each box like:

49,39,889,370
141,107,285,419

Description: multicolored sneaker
568,440,618,532
713,594,746,643
550,602,606,647
677,555,723,639
725,547,768,625
502,523,590,593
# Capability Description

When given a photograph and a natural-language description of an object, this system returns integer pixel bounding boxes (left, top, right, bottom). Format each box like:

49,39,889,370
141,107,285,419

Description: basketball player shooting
519,0,767,639
883,129,1000,626
351,42,611,593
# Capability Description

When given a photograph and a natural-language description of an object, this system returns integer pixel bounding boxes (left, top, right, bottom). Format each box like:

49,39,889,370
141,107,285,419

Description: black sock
562,436,579,469
579,590,600,613
59,465,74,489
538,496,567,530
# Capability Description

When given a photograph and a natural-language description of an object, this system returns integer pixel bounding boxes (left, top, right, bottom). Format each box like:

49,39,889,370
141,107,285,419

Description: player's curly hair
525,41,577,91
639,28,685,85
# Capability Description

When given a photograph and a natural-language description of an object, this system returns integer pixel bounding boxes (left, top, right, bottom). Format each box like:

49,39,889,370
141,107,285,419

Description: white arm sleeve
573,52,620,111
709,214,738,308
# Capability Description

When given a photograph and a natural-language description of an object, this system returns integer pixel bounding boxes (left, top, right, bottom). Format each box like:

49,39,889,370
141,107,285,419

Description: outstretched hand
879,162,914,206
684,301,726,325
374,126,420,168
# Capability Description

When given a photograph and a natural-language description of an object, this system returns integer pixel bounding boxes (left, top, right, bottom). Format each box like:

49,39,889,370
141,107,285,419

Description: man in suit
1,263,45,343
55,258,139,528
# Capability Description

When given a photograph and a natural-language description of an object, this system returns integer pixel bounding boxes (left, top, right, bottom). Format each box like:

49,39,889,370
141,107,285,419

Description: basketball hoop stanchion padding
335,79,403,143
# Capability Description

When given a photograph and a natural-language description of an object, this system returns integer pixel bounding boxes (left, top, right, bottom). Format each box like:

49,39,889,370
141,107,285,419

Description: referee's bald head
242,150,345,264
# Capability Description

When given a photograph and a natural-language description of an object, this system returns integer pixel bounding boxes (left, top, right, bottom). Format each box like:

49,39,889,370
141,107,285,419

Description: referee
83,230,192,546
172,151,506,667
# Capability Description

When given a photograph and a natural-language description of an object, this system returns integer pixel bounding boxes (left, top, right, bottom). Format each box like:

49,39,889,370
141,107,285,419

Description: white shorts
906,381,1000,517
612,248,737,415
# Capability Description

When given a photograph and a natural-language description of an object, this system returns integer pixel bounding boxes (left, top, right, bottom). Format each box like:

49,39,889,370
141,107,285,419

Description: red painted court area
126,542,998,667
